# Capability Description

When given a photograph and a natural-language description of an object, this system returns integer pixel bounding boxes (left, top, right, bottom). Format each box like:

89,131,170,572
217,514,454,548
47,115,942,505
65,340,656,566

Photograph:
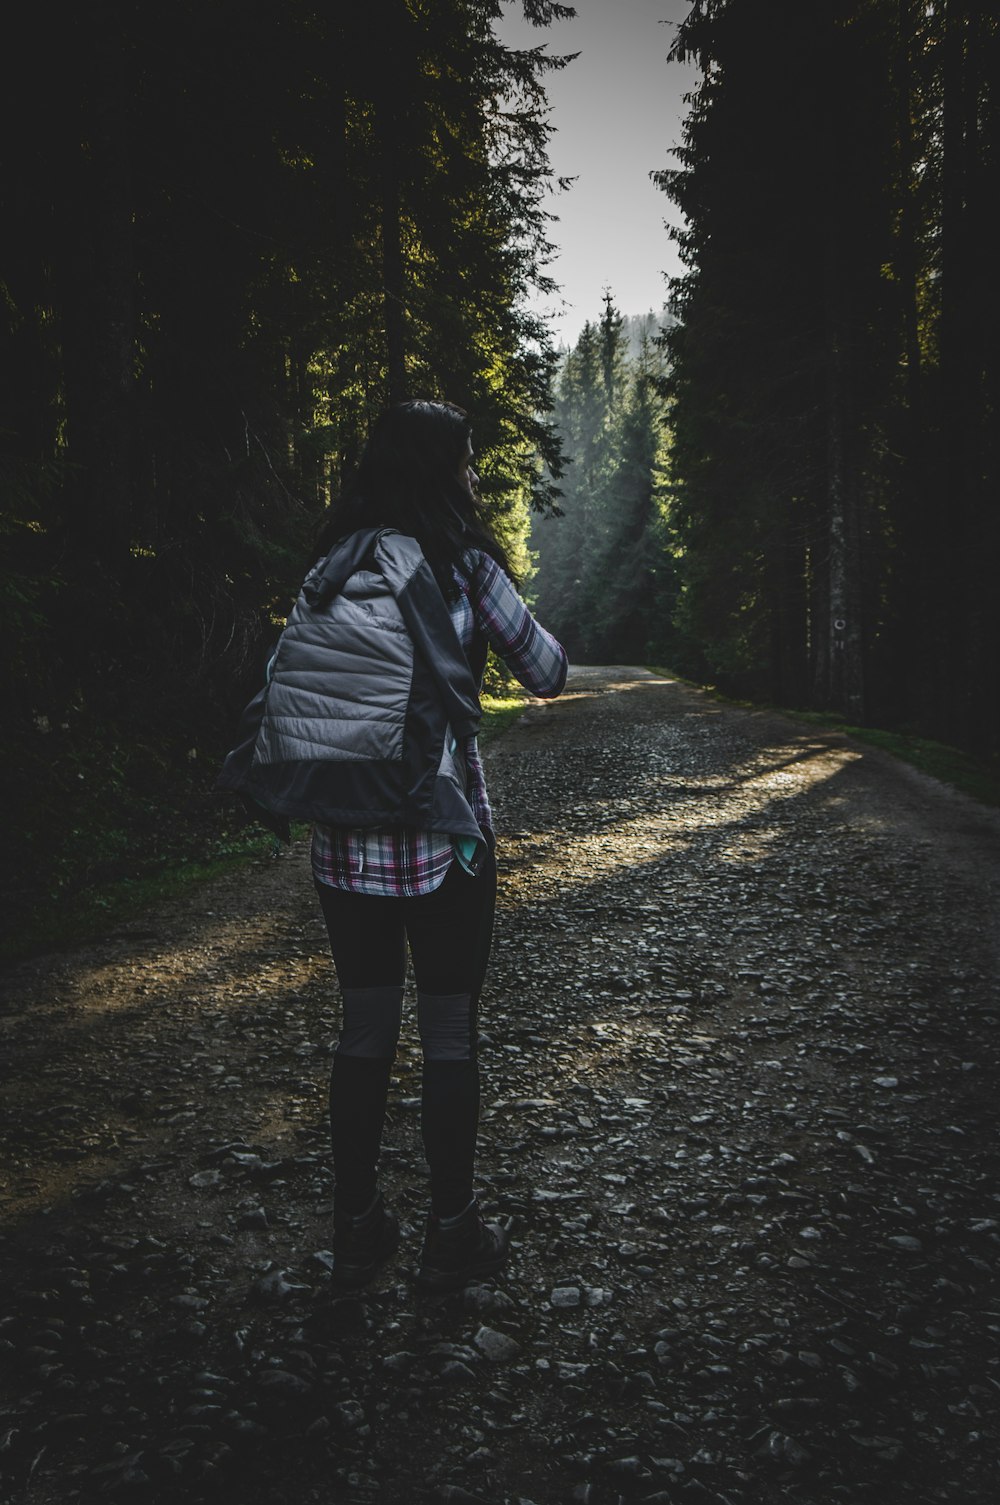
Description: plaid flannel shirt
311,550,567,897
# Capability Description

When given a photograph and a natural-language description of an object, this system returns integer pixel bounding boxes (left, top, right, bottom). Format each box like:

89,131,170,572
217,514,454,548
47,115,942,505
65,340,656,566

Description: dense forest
3,0,998,948
658,0,999,752
533,0,999,760
0,0,573,943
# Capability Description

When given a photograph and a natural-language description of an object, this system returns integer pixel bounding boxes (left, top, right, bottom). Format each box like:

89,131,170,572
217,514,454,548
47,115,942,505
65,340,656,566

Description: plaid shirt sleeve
466,552,568,698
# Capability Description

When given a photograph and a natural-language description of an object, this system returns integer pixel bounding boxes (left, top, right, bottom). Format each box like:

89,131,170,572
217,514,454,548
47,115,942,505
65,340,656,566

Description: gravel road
2,666,999,1504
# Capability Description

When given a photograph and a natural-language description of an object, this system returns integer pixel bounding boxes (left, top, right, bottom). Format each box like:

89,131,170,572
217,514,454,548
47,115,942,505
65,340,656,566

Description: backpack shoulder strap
301,527,382,609
374,533,481,739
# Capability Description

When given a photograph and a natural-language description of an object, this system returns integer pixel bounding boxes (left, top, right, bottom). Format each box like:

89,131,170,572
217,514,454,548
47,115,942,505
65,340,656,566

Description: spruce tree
0,0,577,931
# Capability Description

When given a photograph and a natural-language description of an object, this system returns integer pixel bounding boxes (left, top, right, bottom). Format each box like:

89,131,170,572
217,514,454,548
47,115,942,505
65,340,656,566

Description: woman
306,400,566,1291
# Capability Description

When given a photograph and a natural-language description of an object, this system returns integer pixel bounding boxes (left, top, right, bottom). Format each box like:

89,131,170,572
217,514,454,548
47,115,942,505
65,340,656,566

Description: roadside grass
2,691,532,969
648,666,1000,810
787,714,1000,809
0,830,292,968
479,690,530,743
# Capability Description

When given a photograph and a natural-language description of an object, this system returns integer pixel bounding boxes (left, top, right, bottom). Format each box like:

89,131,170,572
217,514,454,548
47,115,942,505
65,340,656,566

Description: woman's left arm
468,553,568,700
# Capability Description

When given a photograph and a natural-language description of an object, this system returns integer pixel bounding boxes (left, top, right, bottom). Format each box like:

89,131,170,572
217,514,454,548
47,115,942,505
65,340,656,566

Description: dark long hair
314,400,514,596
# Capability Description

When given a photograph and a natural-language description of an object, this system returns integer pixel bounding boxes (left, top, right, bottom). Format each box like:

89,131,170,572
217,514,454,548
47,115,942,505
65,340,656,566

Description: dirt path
2,667,999,1505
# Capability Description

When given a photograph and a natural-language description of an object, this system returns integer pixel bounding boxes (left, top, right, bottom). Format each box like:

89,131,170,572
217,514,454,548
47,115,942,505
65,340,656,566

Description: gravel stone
473,1326,521,1362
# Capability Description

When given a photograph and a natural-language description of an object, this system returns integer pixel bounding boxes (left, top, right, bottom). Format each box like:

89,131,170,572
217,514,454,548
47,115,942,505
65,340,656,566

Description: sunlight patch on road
12,913,329,1028
503,741,863,895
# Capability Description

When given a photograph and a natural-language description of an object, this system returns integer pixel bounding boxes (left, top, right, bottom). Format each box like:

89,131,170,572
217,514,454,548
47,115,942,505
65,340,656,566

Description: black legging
315,847,497,1217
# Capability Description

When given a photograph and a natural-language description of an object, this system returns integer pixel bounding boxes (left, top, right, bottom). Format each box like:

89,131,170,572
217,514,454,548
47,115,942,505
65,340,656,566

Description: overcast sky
496,0,697,345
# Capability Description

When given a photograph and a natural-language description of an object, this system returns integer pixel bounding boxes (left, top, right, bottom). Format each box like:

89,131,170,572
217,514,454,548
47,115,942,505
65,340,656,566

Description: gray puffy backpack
215,528,487,868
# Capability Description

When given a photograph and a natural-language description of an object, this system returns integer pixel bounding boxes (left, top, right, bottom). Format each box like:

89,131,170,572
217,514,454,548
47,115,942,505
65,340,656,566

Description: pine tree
0,0,577,929
654,0,989,729
530,298,674,663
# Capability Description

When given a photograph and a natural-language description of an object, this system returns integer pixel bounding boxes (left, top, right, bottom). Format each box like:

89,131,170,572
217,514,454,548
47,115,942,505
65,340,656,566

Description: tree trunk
376,102,408,406
939,0,979,742
822,355,865,722
817,15,865,721
59,24,135,580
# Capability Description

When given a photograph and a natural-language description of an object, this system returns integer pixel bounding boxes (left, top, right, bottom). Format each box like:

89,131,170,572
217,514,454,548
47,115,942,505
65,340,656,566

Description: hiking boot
332,1190,399,1289
415,1199,510,1292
